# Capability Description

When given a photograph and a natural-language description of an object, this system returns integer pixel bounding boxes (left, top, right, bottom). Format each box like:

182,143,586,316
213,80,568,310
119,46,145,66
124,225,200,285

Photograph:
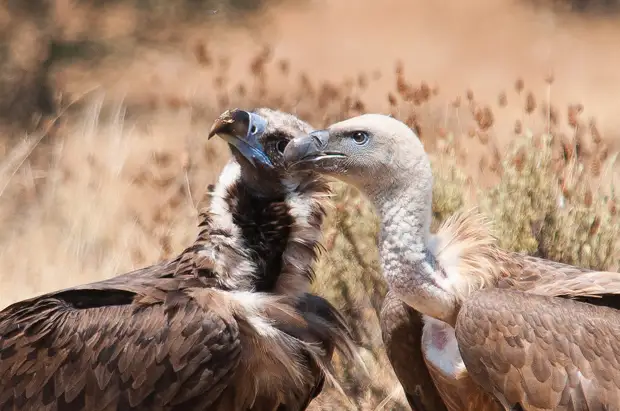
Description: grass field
1,0,620,409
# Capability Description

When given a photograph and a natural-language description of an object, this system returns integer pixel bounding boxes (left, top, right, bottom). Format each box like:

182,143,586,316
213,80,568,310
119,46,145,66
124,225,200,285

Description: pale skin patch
421,315,464,379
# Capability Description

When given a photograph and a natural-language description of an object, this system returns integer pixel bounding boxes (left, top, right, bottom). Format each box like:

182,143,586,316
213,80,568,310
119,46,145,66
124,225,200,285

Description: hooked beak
208,109,273,168
283,129,347,169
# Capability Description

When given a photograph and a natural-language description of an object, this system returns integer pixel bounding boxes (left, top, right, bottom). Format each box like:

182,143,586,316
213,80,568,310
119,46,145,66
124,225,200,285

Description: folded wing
455,288,620,410
0,282,241,411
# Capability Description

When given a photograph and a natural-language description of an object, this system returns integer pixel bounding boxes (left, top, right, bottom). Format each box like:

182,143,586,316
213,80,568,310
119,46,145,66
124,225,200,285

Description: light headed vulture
283,113,620,411
0,108,356,411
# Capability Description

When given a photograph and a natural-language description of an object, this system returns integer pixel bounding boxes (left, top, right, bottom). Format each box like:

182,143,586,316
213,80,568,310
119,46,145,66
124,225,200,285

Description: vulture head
209,108,317,197
282,113,433,206
283,114,449,320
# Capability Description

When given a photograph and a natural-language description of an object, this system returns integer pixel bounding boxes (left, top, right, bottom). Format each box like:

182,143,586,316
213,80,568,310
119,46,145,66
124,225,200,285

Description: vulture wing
380,290,448,411
496,253,592,292
455,288,620,410
0,267,242,411
498,253,620,310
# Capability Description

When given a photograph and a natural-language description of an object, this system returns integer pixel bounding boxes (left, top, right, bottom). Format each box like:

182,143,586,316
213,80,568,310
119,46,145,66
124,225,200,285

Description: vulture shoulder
431,209,620,304
455,288,620,410
379,290,448,411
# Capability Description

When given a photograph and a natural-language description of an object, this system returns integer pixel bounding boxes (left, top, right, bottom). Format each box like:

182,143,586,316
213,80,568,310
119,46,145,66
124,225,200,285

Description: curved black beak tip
208,109,250,140
208,109,272,168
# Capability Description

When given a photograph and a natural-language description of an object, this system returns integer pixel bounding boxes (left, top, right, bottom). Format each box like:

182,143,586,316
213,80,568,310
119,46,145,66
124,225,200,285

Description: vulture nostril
276,140,288,154
312,135,323,148
311,130,329,149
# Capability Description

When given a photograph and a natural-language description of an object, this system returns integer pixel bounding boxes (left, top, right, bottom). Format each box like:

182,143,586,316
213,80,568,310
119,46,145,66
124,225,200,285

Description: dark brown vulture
283,113,620,411
0,108,356,411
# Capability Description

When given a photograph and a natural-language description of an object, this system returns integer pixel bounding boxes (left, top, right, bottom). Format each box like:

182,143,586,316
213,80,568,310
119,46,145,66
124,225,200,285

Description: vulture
282,113,620,411
0,108,357,411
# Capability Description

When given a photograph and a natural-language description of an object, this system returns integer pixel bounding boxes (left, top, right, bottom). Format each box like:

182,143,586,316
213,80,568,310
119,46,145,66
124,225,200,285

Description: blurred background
1,0,620,409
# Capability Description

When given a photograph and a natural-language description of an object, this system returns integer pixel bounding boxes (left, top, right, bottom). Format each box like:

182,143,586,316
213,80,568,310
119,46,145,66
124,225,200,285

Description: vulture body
0,108,355,411
283,113,620,411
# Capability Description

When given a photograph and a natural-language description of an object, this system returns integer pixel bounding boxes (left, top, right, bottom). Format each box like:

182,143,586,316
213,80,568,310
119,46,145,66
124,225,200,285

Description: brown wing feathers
0,288,242,411
456,288,620,410
0,225,343,411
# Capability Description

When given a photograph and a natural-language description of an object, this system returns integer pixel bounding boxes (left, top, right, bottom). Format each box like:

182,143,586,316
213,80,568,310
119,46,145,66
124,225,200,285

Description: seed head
568,104,581,128
514,120,523,134
515,78,524,94
608,199,617,216
513,147,527,172
590,156,601,177
474,106,494,130
525,92,536,114
544,71,555,84
498,92,507,107
584,189,593,207
589,216,600,236
194,42,211,66
279,59,290,75
589,118,602,144
388,93,397,107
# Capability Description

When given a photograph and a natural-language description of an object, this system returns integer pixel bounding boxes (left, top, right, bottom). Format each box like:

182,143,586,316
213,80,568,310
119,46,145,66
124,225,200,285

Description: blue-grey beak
208,109,273,168
283,129,346,170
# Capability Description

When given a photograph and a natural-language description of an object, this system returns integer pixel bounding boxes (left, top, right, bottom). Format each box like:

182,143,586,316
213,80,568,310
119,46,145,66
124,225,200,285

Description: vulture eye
250,125,258,135
276,140,289,154
351,131,369,145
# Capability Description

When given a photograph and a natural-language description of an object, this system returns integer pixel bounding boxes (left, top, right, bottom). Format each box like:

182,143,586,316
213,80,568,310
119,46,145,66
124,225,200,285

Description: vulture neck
200,160,326,297
371,164,459,326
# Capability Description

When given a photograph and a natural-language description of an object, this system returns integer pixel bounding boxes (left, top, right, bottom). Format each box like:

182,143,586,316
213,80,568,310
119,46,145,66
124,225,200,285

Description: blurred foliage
0,0,300,133
480,129,619,269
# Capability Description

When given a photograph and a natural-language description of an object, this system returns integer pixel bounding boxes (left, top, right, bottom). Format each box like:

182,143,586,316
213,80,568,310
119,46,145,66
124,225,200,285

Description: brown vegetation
1,0,620,409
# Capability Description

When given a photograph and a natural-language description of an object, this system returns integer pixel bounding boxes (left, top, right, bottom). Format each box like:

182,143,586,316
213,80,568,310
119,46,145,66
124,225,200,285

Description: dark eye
351,131,369,145
276,140,288,154
250,125,258,135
